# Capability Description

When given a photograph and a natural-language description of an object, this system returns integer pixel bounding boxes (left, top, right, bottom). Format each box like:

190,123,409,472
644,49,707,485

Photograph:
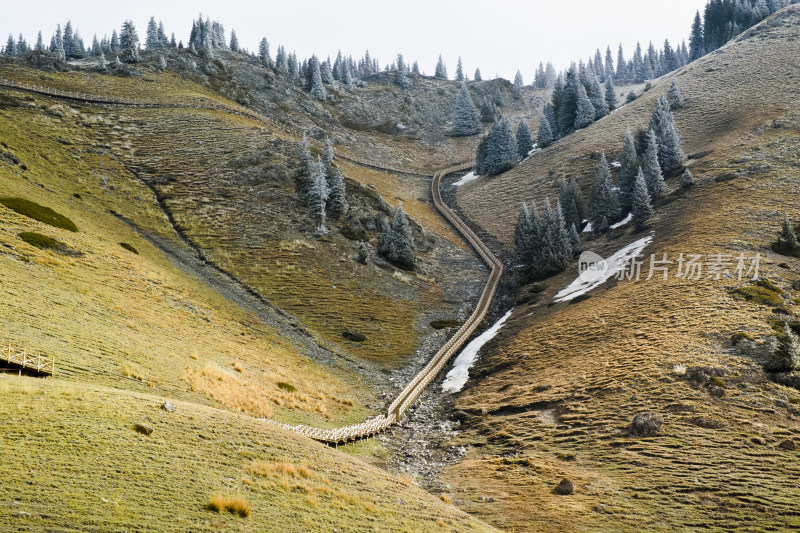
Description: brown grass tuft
207,495,251,517
248,460,313,480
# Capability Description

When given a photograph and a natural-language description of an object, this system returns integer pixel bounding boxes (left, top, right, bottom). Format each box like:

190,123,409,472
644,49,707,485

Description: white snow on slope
610,213,633,229
554,235,653,303
582,221,593,233
453,172,479,187
442,309,514,393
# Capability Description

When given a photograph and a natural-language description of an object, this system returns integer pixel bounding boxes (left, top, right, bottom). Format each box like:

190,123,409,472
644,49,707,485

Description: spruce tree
474,67,482,81
557,67,579,136
307,156,329,233
765,323,800,372
516,120,533,158
778,212,799,250
229,30,239,52
549,199,573,271
113,55,122,69
558,179,580,231
635,120,648,155
343,66,354,92
618,128,639,213
310,57,327,101
474,135,489,175
5,35,17,57
668,78,684,109
604,78,617,111
35,31,43,52
513,70,523,99
434,55,447,79
321,60,334,85
689,11,705,61
412,61,420,75
452,82,481,136
258,38,272,68
455,57,464,81
483,116,520,176
649,94,684,175
537,115,554,148
631,168,653,231
146,17,160,49
515,202,534,266
110,29,119,53
98,51,106,70
327,165,348,218
569,223,581,256
296,133,312,195
395,54,408,87
574,84,595,130
590,153,619,231
383,204,415,268
643,130,665,200
570,177,585,223
323,136,334,171
120,20,140,63
589,77,609,119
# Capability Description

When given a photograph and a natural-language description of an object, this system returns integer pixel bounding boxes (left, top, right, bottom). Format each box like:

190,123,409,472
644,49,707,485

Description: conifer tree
310,57,327,101
604,46,615,81
548,199,573,271
590,153,620,231
778,212,799,250
615,44,626,79
54,24,66,60
114,55,122,69
513,70,523,99
434,55,447,79
296,133,312,195
765,322,800,372
343,66,354,92
569,223,581,256
120,20,140,63
412,61,420,75
474,135,489,175
483,116,520,176
617,128,639,213
327,165,348,218
558,179,581,231
455,57,464,81
631,168,653,231
258,38,272,68
146,17,160,49
668,78,684,109
395,54,408,87
689,11,705,61
5,35,17,57
307,156,329,233
515,202,535,266
229,30,239,52
680,168,694,188
380,204,415,268
452,82,481,136
649,94,684,175
516,120,533,158
589,77,609,119
35,31,44,52
643,130,665,200
604,78,617,111
110,29,119,53
537,115,554,148
323,136,334,170
570,177,585,223
635,120,648,155
473,67,482,81
97,51,106,70
557,68,579,136
158,54,166,70
574,84,595,130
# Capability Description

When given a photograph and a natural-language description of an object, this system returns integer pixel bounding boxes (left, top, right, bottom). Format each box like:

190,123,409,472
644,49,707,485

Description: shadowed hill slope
443,7,800,531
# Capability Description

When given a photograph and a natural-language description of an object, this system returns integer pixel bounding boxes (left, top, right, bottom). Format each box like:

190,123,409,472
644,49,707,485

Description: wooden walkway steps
1,344,54,376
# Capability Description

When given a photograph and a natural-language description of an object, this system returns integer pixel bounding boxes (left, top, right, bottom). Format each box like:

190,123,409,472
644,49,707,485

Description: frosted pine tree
574,84,595,130
434,55,447,79
569,223,581,256
668,78,684,109
146,17,160,49
474,67,482,81
35,31,44,52
296,133,312,195
343,66,354,92
617,128,639,213
323,136,334,170
483,116,519,176
680,168,694,188
110,29,119,53
307,157,329,233
765,322,800,372
515,202,534,265
327,166,348,218
120,21,140,63
649,94,684,175
558,68,579,135
589,77,609,119
604,78,617,111
411,61,420,75
388,204,415,268
5,35,17,56
777,212,799,250
395,54,408,87
558,179,580,231
229,30,239,52
452,82,481,136
643,130,665,200
513,70,523,99
631,168,653,231
310,58,327,101
258,38,272,68
516,120,533,158
158,55,166,70
689,11,704,61
455,57,464,81
113,55,122,69
590,153,620,231
54,24,66,61
537,115,554,148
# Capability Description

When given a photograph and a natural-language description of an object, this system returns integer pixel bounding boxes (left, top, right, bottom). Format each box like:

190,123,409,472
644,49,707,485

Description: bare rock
161,401,175,412
629,412,663,437
134,422,153,436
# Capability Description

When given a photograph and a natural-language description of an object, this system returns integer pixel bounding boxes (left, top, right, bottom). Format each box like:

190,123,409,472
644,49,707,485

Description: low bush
1,197,78,232
119,242,138,254
207,495,251,517
18,232,82,256
276,382,296,393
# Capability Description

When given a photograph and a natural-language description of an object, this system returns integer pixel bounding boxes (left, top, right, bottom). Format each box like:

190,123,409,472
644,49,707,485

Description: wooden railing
1,344,54,375
0,76,502,443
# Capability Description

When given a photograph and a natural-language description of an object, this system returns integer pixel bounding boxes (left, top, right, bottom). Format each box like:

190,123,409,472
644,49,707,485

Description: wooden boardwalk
0,77,501,443
1,344,54,376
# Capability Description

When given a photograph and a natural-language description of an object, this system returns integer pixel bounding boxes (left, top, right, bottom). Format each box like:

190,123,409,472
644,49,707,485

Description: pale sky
4,0,708,81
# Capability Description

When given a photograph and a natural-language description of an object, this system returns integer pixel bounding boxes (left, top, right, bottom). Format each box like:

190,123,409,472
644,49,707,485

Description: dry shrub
207,495,251,517
439,493,451,504
248,460,313,480
183,364,272,418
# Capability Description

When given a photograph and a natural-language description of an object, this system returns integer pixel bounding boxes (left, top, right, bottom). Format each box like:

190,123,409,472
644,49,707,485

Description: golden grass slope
444,7,800,531
0,375,495,532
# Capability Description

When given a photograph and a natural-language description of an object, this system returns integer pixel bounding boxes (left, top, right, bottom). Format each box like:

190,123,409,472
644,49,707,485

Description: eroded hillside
446,7,800,531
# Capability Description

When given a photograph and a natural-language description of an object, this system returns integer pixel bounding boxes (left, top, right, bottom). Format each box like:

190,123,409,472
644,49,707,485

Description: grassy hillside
445,7,800,531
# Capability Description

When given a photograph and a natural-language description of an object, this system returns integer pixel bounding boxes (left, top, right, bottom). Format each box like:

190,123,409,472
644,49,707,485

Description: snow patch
582,221,593,233
553,235,653,303
610,213,633,229
453,171,479,187
442,309,514,393
611,161,621,168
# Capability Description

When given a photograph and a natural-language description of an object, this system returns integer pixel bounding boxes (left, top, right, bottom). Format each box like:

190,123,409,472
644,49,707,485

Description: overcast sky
5,0,708,81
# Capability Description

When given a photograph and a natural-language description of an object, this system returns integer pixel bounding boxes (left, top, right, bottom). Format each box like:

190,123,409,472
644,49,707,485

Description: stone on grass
554,478,574,495
629,412,662,437
134,422,153,436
